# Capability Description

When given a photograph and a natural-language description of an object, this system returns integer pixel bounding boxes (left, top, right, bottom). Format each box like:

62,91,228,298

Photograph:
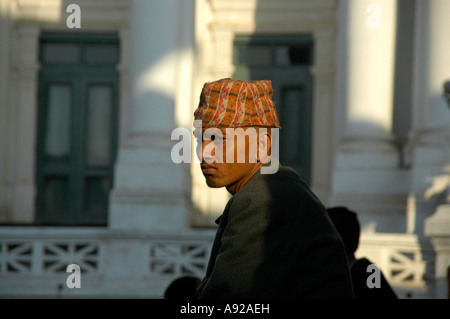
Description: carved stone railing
0,227,215,298
0,227,438,298
357,233,435,298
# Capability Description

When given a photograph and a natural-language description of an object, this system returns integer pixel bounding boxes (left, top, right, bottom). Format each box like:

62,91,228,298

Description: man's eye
205,134,221,141
203,132,224,142
213,135,225,142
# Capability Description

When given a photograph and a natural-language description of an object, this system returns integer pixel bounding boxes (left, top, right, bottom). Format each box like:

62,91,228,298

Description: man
326,206,398,299
194,78,353,299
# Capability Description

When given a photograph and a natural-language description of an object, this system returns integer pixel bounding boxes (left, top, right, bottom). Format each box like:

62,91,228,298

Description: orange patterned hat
194,78,281,128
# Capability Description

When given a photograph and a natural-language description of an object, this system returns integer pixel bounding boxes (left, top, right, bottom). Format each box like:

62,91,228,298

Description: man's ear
257,129,272,162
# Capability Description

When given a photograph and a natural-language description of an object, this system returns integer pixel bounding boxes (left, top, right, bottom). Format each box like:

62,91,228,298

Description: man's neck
226,162,264,195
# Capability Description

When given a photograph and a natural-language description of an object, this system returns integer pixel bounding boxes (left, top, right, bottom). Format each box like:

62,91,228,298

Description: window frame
232,34,313,184
35,33,120,226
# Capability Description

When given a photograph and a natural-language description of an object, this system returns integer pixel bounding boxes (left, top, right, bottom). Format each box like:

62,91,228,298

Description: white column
10,24,40,223
127,1,177,135
109,0,195,231
411,0,450,131
331,0,408,233
342,0,397,143
408,0,450,239
413,1,450,298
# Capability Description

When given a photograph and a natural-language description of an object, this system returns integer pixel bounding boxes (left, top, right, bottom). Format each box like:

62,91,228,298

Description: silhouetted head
164,276,202,299
326,206,360,255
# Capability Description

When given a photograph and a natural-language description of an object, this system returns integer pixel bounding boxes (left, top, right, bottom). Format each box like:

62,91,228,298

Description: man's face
194,127,263,192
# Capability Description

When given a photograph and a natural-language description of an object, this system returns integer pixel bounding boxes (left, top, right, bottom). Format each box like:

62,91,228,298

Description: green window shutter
233,35,313,184
36,33,119,225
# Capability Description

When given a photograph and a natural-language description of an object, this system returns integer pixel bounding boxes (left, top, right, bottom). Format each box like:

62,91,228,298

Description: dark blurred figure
326,206,398,299
164,276,202,299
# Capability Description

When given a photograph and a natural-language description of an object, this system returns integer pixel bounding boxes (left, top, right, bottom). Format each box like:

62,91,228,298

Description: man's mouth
201,164,217,175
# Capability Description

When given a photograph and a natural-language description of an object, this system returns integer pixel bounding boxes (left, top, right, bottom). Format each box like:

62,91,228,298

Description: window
233,35,313,184
36,33,119,225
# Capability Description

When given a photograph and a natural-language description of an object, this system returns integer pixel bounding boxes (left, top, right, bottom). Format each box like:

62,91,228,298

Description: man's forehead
194,126,259,136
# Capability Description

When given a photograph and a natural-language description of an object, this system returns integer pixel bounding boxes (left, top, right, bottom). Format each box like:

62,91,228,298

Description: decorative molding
0,241,102,274
0,227,215,297
359,233,434,289
149,241,210,277
0,227,435,297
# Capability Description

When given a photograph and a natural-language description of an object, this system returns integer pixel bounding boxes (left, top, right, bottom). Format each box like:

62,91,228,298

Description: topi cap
193,78,281,128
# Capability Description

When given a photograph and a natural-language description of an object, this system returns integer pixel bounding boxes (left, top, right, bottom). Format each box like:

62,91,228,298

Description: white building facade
0,0,449,298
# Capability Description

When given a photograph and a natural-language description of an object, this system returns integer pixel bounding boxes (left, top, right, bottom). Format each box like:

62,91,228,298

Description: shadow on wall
424,165,450,203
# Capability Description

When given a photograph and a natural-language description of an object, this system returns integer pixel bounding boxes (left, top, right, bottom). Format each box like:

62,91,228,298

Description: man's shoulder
262,165,316,198
248,165,305,189
233,165,320,208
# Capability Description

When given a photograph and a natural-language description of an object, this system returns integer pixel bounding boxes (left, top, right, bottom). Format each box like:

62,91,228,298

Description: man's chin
204,176,225,188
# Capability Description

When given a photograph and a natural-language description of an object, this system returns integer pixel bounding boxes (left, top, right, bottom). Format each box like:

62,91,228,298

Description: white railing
0,227,436,298
357,233,435,298
0,227,216,298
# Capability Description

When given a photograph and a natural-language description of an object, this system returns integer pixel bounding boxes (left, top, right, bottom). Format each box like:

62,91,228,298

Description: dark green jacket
197,166,354,299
